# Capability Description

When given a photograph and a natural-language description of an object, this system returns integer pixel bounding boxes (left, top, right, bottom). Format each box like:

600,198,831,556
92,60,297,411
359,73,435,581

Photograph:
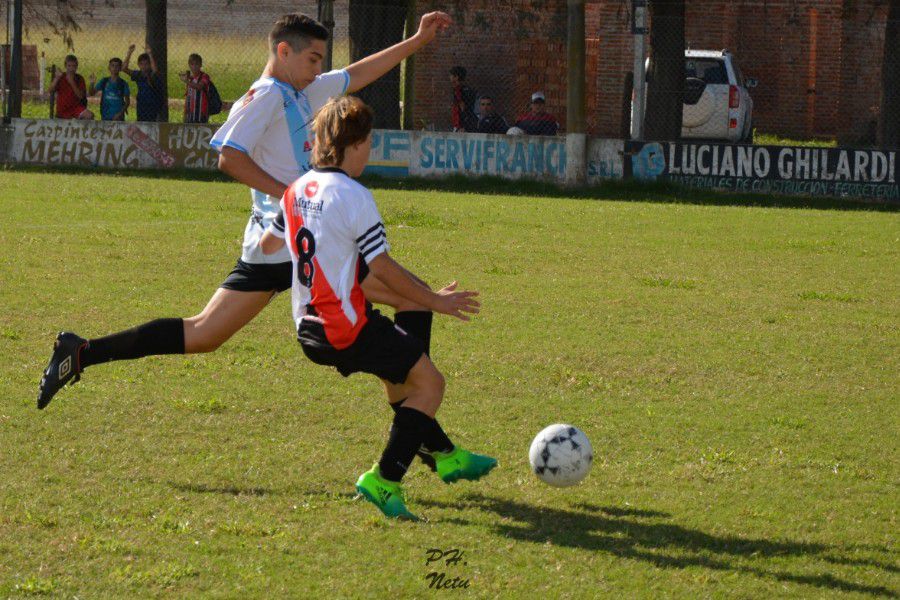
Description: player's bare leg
37,287,274,409
183,288,275,353
386,357,497,485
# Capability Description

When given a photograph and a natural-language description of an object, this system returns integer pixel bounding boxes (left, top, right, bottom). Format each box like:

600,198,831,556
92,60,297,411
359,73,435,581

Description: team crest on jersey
303,140,312,152
304,181,319,198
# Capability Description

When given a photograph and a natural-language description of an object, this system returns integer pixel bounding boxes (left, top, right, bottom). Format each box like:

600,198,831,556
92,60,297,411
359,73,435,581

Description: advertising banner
628,141,899,202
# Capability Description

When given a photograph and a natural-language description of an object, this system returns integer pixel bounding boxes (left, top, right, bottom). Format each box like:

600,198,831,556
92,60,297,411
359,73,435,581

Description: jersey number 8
295,227,316,288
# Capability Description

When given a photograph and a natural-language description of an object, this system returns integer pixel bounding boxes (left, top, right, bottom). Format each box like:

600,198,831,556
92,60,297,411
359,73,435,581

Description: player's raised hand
416,11,452,44
434,281,480,321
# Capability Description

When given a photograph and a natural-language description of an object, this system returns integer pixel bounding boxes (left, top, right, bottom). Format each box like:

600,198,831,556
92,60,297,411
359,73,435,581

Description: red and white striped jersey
269,167,389,350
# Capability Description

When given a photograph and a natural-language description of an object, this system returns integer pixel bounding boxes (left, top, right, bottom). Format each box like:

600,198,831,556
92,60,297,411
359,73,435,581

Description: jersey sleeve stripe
361,242,388,260
341,70,350,95
356,222,385,242
358,233,387,255
209,139,250,155
358,227,386,248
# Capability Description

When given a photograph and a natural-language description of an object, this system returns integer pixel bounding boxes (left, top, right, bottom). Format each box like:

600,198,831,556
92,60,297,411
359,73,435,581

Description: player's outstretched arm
368,253,479,321
345,11,451,93
218,147,291,199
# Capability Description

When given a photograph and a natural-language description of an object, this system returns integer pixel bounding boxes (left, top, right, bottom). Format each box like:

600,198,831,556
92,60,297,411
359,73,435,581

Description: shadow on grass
167,481,273,497
421,493,898,597
164,480,360,503
3,163,896,212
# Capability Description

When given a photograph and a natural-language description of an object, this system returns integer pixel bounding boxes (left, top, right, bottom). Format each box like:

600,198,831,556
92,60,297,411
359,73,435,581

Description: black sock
379,406,431,482
80,318,185,368
420,419,454,454
390,399,439,471
395,311,433,357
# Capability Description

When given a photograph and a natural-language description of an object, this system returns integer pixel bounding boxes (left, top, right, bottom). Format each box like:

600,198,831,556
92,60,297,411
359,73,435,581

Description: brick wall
412,0,890,142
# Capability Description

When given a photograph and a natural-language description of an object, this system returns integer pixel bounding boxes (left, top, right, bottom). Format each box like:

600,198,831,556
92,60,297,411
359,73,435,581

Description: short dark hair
450,66,466,80
64,54,78,64
188,53,202,65
137,53,151,63
109,57,123,67
270,13,329,54
480,95,493,102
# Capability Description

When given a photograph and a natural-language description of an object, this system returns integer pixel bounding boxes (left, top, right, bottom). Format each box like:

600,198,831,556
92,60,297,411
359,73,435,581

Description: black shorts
219,257,370,293
220,259,293,293
298,308,425,384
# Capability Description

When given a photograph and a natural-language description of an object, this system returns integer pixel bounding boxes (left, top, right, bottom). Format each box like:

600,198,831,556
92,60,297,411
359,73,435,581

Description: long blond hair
312,96,374,168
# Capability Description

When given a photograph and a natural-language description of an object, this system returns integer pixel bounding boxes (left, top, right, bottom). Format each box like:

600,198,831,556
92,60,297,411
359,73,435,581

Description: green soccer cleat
355,465,419,521
433,447,498,484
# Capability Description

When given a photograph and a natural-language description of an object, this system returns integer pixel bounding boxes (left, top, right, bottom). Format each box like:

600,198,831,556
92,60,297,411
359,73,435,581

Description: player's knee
183,316,225,353
425,367,446,399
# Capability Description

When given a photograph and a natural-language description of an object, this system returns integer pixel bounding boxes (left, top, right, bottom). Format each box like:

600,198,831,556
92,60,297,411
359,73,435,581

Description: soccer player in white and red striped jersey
260,96,497,520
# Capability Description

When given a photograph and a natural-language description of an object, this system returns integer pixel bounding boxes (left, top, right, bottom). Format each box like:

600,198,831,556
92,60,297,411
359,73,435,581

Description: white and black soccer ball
529,424,593,487
506,126,526,136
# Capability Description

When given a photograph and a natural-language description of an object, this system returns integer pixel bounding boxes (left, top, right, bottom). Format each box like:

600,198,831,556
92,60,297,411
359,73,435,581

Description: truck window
685,58,728,85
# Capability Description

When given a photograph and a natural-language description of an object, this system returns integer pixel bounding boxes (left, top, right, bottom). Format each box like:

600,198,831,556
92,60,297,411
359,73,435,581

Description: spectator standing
475,95,508,134
514,91,559,136
449,65,477,132
50,55,93,119
92,58,130,121
181,53,211,124
124,44,164,122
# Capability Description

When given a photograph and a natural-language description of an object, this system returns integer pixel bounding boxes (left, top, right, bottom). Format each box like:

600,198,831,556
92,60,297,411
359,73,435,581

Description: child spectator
92,57,130,121
449,66,477,132
123,44,164,122
50,55,93,119
180,53,211,124
514,91,559,136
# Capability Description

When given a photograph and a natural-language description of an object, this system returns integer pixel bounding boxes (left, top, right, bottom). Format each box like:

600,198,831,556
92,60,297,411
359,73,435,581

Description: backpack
207,80,223,115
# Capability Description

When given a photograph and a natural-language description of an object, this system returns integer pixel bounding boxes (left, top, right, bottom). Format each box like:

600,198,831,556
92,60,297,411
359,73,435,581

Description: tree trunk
349,0,408,129
644,0,685,141
146,0,168,121
880,0,900,148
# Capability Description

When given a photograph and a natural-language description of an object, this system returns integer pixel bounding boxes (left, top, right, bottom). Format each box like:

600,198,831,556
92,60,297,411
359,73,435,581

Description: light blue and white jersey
210,69,350,264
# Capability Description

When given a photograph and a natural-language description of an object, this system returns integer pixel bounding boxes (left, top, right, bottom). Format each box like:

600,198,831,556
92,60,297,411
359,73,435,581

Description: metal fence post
402,0,416,130
631,0,648,140
566,0,586,186
7,0,23,120
318,0,335,72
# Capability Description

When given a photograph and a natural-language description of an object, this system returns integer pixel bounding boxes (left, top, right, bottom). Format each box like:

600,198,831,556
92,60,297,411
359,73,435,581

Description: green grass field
0,170,897,598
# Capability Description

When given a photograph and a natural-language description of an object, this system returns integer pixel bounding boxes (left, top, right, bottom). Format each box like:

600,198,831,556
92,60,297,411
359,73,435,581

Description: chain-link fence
4,1,900,148
634,1,900,148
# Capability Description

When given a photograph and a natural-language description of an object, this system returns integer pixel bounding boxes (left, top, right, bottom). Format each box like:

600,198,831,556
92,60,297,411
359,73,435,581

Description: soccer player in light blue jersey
39,12,451,418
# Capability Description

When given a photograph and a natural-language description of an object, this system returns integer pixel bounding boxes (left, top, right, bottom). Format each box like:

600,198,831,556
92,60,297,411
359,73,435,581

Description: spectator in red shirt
514,91,559,136
449,65,477,132
180,53,211,123
49,55,94,120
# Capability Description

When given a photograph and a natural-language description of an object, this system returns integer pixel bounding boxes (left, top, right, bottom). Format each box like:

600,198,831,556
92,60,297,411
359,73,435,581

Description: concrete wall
3,118,896,202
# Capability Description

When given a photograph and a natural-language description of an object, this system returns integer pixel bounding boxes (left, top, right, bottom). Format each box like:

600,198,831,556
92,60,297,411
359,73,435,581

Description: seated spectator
515,91,559,136
91,57,130,121
124,44,164,122
450,65,478,132
475,95,508,134
50,55,93,120
180,53,211,124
